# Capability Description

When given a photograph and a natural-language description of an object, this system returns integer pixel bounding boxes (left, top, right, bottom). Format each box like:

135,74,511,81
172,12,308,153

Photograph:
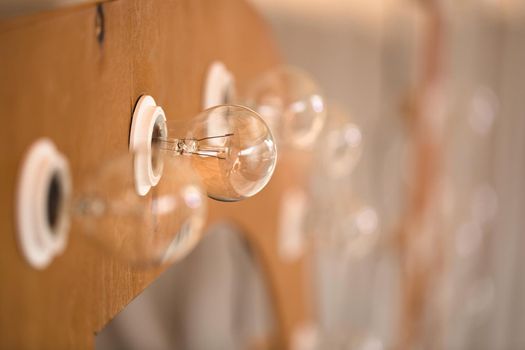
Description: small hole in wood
151,120,164,178
46,172,63,233
95,4,105,45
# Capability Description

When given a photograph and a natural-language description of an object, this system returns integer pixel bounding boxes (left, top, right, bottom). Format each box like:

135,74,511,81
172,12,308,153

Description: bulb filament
155,133,234,160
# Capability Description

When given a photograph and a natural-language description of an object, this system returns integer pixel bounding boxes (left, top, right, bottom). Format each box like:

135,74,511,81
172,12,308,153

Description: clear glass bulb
155,105,277,202
72,150,206,266
318,104,363,178
240,66,327,149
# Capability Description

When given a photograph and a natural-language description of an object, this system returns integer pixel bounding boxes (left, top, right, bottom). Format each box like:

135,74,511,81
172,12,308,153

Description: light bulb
307,185,379,260
16,140,207,269
239,66,327,150
339,204,379,259
318,104,363,178
73,149,207,266
154,105,277,202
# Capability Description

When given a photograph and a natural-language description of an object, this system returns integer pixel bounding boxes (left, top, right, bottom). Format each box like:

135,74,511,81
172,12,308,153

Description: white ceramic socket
16,138,71,269
130,95,168,196
203,61,235,109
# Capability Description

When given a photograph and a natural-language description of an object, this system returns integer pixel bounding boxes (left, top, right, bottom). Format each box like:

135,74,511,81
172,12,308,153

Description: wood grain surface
0,1,311,348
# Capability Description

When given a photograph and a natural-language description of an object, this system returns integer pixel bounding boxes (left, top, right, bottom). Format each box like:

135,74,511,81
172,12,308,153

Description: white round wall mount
16,138,72,270
203,61,236,109
130,95,168,196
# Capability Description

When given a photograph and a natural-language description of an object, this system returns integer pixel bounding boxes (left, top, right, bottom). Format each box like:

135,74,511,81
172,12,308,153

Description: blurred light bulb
17,139,208,269
455,220,483,259
73,149,206,266
470,184,498,226
239,66,327,149
467,86,499,137
154,105,277,202
339,204,379,259
318,104,363,178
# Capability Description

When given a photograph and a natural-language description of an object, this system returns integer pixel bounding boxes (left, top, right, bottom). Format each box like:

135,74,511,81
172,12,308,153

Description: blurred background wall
247,1,525,348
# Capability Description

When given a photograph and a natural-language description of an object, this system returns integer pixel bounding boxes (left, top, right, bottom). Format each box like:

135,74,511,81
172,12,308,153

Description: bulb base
203,61,235,109
130,95,167,196
16,139,71,269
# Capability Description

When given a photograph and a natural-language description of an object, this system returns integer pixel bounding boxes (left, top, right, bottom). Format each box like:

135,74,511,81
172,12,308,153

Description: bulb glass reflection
155,105,277,202
241,66,327,149
73,149,206,266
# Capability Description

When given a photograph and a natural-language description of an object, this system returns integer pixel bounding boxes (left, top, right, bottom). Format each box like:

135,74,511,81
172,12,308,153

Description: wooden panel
0,0,107,19
0,1,311,348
